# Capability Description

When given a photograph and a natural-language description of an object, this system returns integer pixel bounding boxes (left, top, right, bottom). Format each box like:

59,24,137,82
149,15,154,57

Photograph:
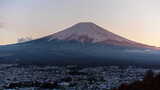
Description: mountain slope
0,38,160,65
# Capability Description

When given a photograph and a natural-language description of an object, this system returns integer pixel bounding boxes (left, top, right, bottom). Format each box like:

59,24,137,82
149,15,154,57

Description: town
0,64,159,90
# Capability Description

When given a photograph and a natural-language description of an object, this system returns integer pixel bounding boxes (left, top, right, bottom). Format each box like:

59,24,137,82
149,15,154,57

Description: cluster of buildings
0,64,158,90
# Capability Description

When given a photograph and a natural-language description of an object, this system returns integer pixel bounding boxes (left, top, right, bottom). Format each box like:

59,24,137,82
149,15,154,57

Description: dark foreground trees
114,70,160,90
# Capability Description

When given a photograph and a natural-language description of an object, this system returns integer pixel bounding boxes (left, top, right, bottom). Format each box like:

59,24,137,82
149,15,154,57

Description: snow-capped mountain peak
48,22,157,49
49,22,131,43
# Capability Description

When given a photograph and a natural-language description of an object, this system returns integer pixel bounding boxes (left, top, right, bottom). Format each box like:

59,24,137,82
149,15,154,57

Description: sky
0,0,160,46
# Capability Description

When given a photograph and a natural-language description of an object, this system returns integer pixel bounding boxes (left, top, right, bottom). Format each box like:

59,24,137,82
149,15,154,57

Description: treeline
114,70,160,90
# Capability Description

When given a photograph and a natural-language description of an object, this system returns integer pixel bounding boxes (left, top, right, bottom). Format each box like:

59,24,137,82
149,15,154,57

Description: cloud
0,23,3,28
17,37,32,43
0,16,5,28
125,49,152,53
125,49,160,55
0,21,4,28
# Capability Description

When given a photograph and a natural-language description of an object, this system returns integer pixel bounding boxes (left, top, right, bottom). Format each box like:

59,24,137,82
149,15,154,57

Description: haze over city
1,0,160,47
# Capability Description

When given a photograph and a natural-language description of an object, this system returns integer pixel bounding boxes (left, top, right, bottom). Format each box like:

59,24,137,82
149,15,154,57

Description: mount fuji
0,22,160,65
48,22,157,49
